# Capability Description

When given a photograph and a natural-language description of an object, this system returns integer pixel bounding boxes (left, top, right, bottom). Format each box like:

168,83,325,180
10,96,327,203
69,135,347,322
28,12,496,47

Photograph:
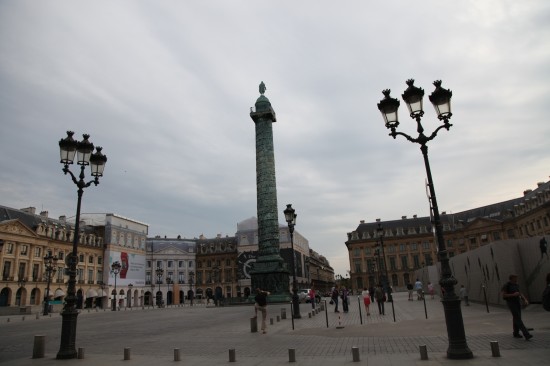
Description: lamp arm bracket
389,131,418,144
425,123,453,143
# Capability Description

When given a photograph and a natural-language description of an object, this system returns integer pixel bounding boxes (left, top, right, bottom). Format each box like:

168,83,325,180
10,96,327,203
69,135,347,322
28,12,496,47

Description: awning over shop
97,289,108,297
86,289,98,298
54,289,65,297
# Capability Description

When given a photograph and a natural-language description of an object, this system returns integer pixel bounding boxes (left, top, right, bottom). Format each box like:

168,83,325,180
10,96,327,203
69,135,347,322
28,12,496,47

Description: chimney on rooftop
20,207,36,215
40,211,48,218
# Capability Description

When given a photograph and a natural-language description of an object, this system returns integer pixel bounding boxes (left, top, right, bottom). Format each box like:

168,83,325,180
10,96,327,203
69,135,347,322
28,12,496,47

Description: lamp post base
442,297,473,359
292,293,301,319
56,309,79,359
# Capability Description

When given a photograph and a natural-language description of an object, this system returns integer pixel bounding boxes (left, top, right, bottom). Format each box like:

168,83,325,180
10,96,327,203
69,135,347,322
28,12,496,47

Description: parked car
297,289,321,303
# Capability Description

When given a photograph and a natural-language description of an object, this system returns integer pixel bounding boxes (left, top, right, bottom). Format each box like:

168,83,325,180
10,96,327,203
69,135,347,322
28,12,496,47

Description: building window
178,261,184,268
2,261,11,280
389,257,397,271
58,251,64,260
226,259,231,266
447,239,453,248
401,256,408,270
97,270,103,283
33,263,40,281
469,237,477,245
98,257,102,265
34,247,41,257
422,241,430,250
178,272,185,283
388,245,395,253
411,243,417,251
492,231,501,240
88,269,94,283
353,248,360,257
364,247,371,255
507,229,515,239
88,256,94,264
424,254,433,266
146,272,151,284
188,261,193,268
413,255,420,268
367,259,374,273
167,261,173,268
391,274,398,286
57,267,64,281
147,261,151,268
18,262,26,280
156,260,162,268
354,260,361,273
21,245,30,256
400,244,406,252
79,254,84,263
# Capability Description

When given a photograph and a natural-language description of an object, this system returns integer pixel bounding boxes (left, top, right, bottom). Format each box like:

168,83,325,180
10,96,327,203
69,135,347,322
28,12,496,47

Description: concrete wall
414,237,550,305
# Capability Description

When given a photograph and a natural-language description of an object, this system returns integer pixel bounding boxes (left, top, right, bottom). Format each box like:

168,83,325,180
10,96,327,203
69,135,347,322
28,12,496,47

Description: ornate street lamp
377,80,472,359
284,204,301,319
43,254,59,315
156,267,164,307
57,131,107,359
111,261,121,311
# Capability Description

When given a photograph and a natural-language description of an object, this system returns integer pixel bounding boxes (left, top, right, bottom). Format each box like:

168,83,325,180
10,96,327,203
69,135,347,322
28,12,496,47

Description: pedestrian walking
253,288,270,334
341,287,349,313
374,284,385,315
459,285,469,306
368,286,375,303
428,282,435,299
309,287,316,309
361,287,371,315
414,278,423,300
501,274,532,340
331,286,340,313
540,236,548,259
406,282,413,301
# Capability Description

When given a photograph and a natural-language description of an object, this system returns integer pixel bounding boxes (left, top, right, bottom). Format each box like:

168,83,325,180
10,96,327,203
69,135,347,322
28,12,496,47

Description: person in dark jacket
253,288,270,334
501,274,532,340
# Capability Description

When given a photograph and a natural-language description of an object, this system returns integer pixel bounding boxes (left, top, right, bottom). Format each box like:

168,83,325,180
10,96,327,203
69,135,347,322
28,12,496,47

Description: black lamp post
43,254,58,316
57,131,107,359
377,223,396,322
188,270,195,306
111,261,121,311
156,267,164,307
284,204,301,319
377,79,472,359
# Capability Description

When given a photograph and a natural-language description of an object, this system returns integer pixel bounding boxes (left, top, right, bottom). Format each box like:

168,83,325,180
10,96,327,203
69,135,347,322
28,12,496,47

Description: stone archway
0,288,11,306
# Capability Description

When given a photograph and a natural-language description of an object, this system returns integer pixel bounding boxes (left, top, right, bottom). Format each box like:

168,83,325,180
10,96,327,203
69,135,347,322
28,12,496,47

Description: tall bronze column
249,82,290,302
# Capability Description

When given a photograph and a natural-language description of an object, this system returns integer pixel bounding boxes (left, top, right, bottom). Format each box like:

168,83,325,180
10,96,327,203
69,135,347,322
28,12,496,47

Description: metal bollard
308,312,311,318
281,308,287,319
78,347,85,359
32,335,45,359
124,347,131,360
419,345,428,360
174,348,181,361
288,348,296,362
36,313,39,319
250,317,258,333
229,349,236,362
490,341,500,357
352,346,360,362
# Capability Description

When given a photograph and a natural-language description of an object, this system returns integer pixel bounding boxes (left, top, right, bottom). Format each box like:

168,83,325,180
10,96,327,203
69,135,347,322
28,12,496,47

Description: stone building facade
345,179,550,294
0,206,104,314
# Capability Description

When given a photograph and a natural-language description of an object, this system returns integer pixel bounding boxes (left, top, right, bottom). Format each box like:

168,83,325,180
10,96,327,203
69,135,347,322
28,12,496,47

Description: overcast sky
1,1,549,277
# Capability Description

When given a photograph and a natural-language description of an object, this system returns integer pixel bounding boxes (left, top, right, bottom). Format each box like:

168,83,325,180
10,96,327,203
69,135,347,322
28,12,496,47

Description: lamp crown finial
382,89,391,98
433,80,442,87
406,79,415,86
